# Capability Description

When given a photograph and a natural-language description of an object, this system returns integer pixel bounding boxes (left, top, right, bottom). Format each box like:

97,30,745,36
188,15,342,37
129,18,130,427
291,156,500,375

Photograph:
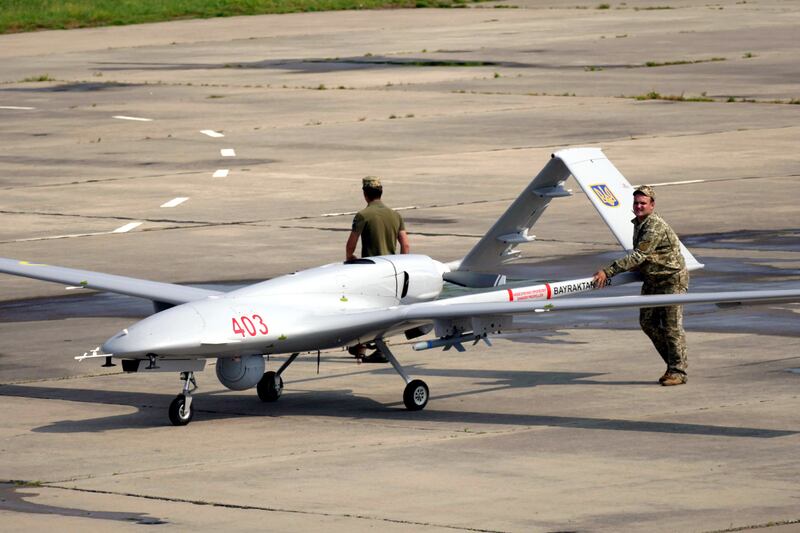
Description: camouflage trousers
639,271,689,376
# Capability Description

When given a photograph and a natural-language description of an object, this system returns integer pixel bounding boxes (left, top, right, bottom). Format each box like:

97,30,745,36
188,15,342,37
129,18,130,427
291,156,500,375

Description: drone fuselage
102,254,447,359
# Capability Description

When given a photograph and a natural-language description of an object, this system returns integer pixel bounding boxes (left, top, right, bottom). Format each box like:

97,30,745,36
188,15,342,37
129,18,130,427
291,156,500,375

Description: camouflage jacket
603,212,686,281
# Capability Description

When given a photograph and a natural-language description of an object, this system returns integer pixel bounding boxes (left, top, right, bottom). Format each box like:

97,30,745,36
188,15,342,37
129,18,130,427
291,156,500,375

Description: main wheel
168,394,194,426
403,379,429,411
257,371,283,402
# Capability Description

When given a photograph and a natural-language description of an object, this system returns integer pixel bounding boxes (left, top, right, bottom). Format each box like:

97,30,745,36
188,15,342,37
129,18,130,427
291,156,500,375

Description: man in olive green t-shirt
345,176,410,261
345,176,410,363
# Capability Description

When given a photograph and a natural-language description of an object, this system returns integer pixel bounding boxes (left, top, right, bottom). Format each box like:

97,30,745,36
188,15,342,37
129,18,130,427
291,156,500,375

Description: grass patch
632,91,714,102
725,96,800,104
628,92,800,105
643,57,725,68
11,480,43,487
20,74,55,82
307,58,497,67
0,0,484,34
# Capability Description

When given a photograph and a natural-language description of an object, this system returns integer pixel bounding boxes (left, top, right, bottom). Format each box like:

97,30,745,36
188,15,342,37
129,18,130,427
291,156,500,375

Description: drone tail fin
557,148,703,271
445,148,702,288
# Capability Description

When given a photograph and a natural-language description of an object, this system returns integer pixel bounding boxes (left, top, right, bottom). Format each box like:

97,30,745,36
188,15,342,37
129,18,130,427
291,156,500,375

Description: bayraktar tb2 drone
2,148,798,425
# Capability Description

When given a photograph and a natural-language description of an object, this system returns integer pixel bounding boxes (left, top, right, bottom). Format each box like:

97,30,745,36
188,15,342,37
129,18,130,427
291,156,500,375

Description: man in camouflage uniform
345,176,410,362
592,185,689,386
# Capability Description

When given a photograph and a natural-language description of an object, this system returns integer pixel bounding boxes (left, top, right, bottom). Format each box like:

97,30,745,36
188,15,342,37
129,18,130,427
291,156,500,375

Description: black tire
168,394,193,426
257,371,283,402
403,379,429,411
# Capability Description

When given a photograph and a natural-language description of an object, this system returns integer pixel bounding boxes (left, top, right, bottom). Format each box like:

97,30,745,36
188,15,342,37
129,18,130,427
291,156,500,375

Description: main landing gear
169,371,197,426
375,338,429,411
254,344,429,412
257,352,299,403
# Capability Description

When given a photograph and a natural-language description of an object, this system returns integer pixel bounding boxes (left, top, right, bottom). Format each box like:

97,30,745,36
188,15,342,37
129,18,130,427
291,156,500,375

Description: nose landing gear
168,371,197,426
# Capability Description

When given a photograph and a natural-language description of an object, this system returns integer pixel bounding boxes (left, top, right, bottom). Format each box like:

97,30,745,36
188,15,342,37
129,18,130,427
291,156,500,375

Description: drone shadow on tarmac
0,363,794,438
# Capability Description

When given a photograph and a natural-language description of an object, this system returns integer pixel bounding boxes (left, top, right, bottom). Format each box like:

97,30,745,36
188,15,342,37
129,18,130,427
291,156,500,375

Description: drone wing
384,287,800,350
0,257,221,305
404,288,800,320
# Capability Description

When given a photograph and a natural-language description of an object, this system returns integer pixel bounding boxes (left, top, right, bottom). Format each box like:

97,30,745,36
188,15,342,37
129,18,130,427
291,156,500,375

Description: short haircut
363,185,383,200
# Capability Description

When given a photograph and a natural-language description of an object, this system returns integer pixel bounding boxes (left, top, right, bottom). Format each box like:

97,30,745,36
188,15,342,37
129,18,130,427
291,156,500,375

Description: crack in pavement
276,225,615,246
278,224,480,238
20,482,507,532
0,209,253,225
705,518,800,533
0,170,202,191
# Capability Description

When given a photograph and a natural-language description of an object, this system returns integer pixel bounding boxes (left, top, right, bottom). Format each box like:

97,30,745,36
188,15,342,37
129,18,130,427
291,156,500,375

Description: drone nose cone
102,304,205,357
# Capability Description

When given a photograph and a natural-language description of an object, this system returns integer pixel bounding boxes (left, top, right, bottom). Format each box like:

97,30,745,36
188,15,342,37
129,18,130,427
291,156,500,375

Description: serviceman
592,185,689,386
345,175,410,362
346,175,410,261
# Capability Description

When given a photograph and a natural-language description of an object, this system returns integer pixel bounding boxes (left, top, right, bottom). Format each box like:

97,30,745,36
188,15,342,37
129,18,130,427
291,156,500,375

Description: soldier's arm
603,223,662,277
345,231,359,261
398,230,410,254
346,213,365,261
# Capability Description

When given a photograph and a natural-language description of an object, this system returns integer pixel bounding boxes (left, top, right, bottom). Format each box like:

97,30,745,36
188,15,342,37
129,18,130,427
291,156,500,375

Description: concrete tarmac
1,1,799,531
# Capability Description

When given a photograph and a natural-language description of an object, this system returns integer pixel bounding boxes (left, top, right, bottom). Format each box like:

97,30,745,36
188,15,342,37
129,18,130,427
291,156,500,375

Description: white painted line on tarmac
113,115,153,122
160,197,189,208
201,130,225,138
319,205,417,218
161,197,189,208
647,179,706,187
13,232,107,241
112,222,143,233
213,169,229,178
11,228,130,242
0,106,35,110
220,148,236,157
319,210,357,217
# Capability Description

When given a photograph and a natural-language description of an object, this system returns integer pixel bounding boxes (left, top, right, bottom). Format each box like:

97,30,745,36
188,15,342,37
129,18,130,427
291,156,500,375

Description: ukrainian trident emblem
590,184,619,207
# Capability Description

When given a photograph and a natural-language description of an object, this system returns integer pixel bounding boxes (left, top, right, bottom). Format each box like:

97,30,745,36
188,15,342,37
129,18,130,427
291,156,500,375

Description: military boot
661,373,686,386
361,350,388,363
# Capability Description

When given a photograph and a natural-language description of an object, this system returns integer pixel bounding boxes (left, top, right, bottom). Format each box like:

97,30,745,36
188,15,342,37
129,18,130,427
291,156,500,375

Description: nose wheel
168,371,197,426
169,394,193,425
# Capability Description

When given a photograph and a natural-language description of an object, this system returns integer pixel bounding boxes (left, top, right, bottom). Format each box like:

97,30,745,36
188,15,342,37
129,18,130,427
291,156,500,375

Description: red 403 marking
231,314,268,337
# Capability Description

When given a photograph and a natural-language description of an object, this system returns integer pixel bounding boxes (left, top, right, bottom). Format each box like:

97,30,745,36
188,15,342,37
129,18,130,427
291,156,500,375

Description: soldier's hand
593,270,608,289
